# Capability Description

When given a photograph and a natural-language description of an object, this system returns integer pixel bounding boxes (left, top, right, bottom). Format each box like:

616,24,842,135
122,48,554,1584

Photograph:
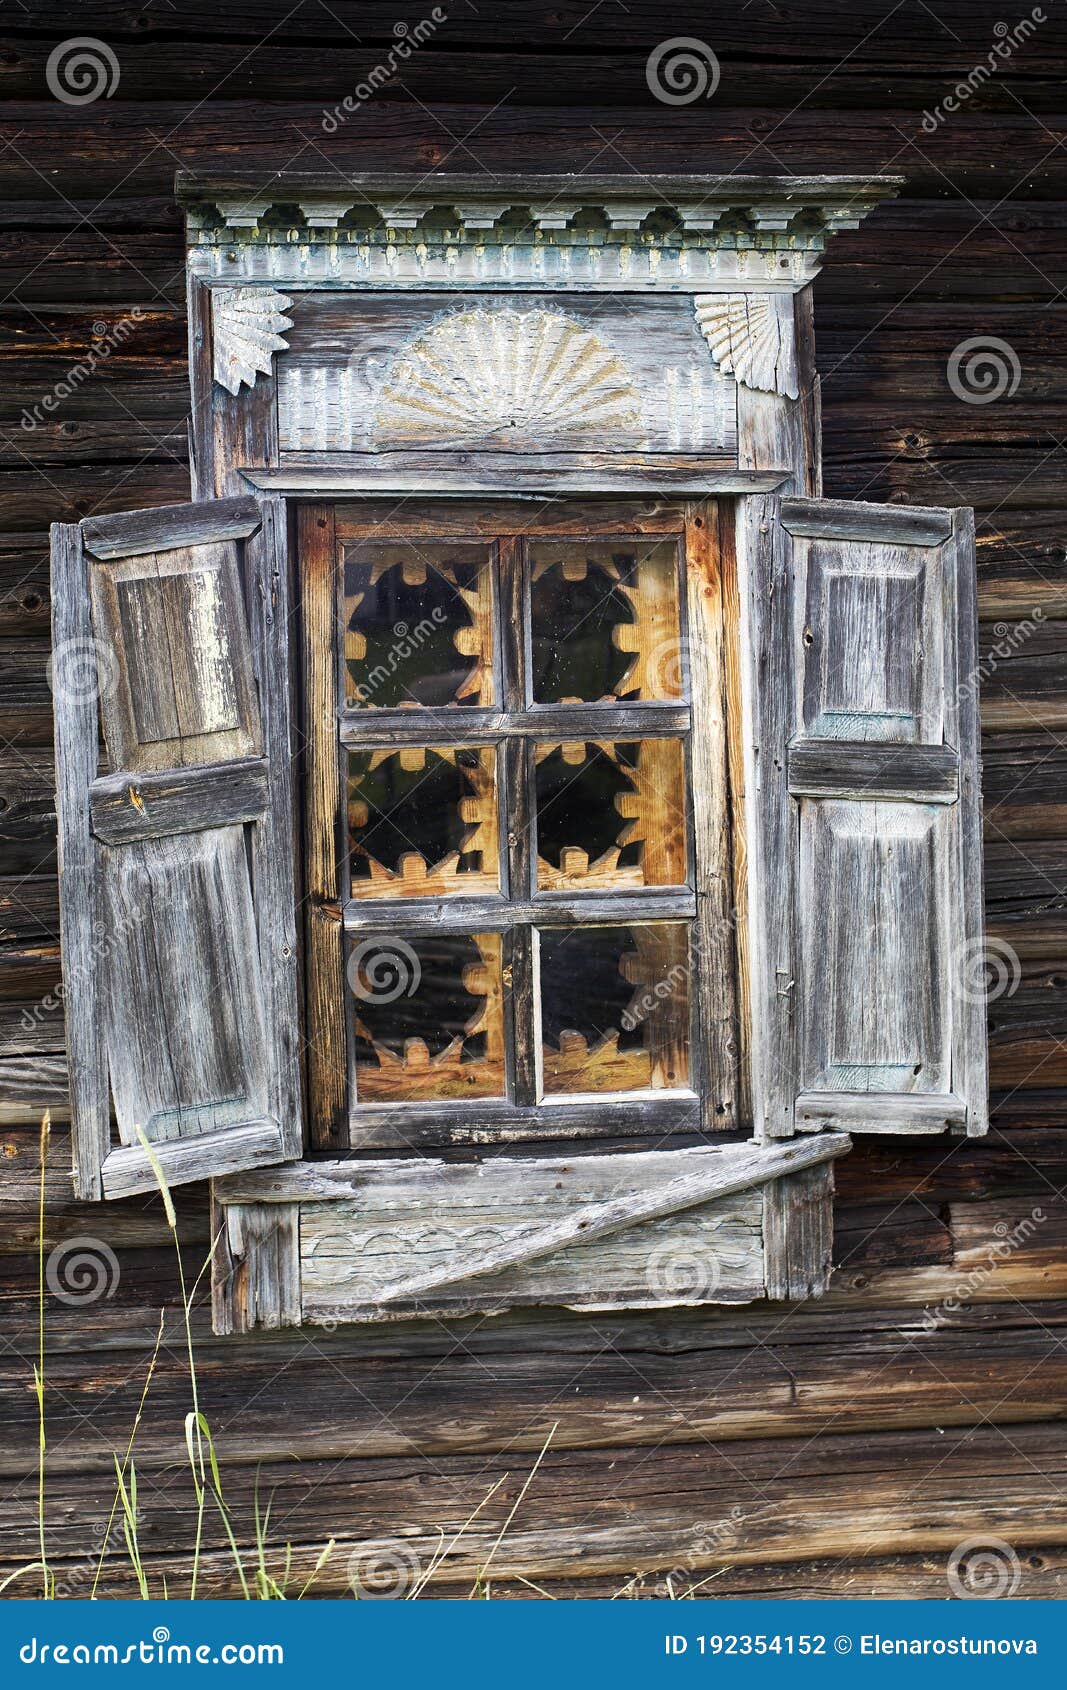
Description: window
46,171,989,1331
299,501,740,1151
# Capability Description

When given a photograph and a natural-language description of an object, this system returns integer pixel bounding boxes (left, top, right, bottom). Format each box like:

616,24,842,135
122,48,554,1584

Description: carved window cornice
179,170,900,299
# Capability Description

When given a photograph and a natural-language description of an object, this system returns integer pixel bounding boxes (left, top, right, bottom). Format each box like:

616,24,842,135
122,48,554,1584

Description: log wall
1,0,1066,1598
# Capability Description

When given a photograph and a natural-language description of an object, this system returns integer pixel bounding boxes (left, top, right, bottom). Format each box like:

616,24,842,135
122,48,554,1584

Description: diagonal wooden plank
375,1134,851,1304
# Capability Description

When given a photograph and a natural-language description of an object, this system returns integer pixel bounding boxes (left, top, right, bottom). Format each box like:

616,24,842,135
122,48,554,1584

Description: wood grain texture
0,0,1054,1593
49,523,107,1198
244,497,303,1162
684,502,739,1128
51,497,303,1195
214,1136,848,1327
102,1120,285,1201
299,504,348,1150
89,757,269,843
278,292,736,457
212,1196,301,1334
89,541,262,775
100,826,268,1145
738,494,987,1140
82,496,261,560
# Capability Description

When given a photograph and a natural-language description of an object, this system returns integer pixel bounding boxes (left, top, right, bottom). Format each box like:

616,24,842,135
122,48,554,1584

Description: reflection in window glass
347,745,499,898
348,931,505,1101
535,739,687,889
343,540,494,708
538,923,690,1095
529,538,683,703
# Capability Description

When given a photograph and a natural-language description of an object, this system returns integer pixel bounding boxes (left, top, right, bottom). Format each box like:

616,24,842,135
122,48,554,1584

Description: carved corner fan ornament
694,293,800,400
372,307,646,448
211,287,293,395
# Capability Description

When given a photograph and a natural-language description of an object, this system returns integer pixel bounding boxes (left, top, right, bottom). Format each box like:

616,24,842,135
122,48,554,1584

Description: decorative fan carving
373,307,645,446
693,293,799,400
212,287,293,394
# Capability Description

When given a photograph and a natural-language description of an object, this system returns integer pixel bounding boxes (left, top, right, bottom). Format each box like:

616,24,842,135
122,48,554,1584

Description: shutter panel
738,495,986,1139
51,496,301,1198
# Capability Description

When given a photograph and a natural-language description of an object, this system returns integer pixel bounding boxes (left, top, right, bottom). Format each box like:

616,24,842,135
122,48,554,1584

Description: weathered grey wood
89,542,263,775
736,293,807,493
178,168,903,204
244,497,303,1162
101,1120,285,1201
800,799,951,1097
214,1135,849,1327
301,1196,765,1323
89,757,269,843
807,557,942,746
737,494,798,1139
278,292,736,457
738,492,987,1144
945,506,988,1137
339,703,692,747
0,1054,70,1125
100,826,269,1146
211,1196,301,1334
343,891,697,932
54,496,304,1197
82,496,261,560
50,523,109,1198
374,1135,850,1304
242,465,791,498
221,1134,847,1205
762,1162,835,1299
787,741,959,803
795,1090,965,1133
780,497,953,547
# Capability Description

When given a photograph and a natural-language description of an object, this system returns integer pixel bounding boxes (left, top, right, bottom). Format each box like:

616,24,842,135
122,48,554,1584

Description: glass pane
348,932,505,1102
529,538,683,703
347,746,499,898
343,540,494,708
538,923,690,1096
535,739,687,889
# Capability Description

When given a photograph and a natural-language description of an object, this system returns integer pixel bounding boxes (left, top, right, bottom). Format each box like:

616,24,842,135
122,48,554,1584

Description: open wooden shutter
51,496,301,1198
738,495,986,1139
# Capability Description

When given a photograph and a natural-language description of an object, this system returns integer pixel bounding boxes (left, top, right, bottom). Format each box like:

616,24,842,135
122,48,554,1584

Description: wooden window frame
300,496,745,1153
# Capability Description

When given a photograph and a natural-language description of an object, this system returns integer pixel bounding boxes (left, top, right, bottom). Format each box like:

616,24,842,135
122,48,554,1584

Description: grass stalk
36,1112,53,1600
469,1421,558,1597
92,1310,166,1599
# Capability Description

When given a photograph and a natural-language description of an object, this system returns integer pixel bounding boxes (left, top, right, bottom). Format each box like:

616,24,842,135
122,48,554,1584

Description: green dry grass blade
114,1457,150,1600
36,1113,53,1599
